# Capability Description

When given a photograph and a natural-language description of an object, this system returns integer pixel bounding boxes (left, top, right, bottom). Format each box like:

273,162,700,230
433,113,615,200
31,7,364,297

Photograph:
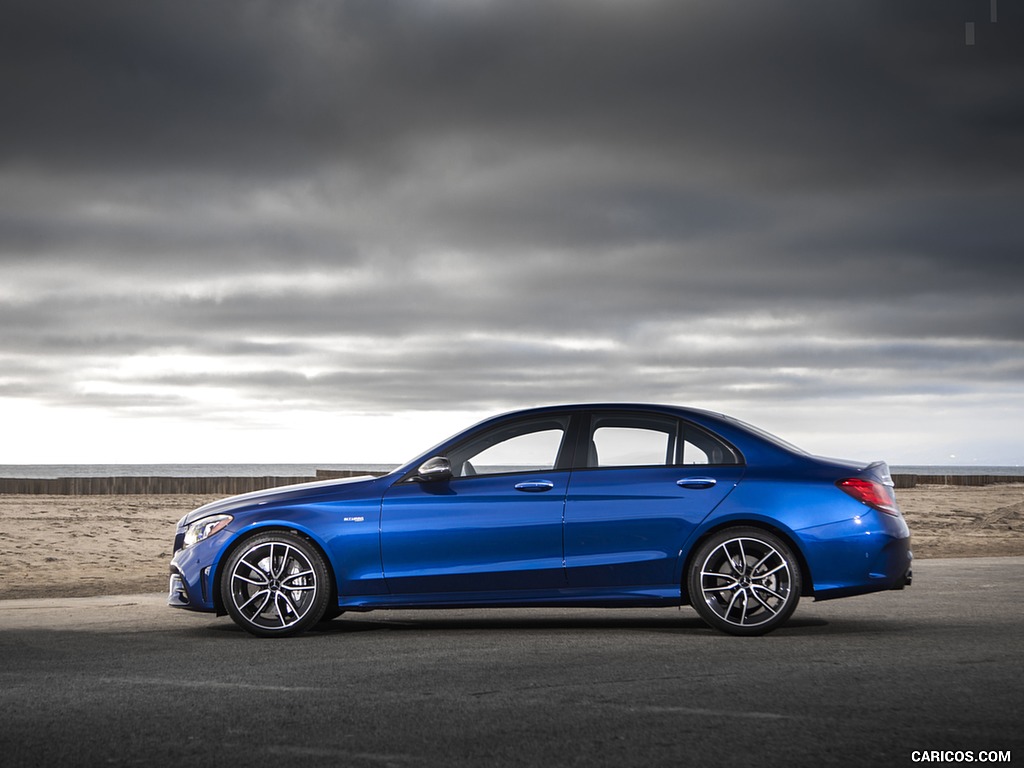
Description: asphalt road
2,557,1022,768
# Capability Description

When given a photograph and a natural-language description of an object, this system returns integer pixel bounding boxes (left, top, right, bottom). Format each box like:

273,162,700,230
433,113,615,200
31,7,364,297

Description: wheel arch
680,519,815,604
211,523,339,617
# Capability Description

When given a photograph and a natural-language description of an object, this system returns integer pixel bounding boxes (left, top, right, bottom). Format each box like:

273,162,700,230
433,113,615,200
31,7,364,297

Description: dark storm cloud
3,1,1020,181
1,0,1023,442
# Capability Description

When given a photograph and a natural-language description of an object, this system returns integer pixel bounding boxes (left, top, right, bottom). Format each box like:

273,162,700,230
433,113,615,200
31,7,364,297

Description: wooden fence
892,474,1024,489
0,469,388,495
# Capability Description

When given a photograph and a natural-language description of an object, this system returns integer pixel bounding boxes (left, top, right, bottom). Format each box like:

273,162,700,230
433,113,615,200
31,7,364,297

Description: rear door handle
514,480,555,492
677,477,717,490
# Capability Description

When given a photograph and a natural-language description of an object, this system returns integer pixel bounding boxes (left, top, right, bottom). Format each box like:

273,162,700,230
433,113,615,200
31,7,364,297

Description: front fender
203,499,387,613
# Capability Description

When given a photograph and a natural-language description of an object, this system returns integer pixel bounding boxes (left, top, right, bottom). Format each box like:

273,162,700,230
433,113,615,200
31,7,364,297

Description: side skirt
338,585,683,611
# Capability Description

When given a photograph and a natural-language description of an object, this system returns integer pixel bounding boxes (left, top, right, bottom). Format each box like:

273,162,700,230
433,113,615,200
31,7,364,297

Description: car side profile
168,404,912,637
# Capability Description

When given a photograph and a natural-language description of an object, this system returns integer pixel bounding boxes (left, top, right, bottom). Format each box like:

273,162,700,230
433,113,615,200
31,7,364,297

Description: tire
221,531,331,637
687,527,801,636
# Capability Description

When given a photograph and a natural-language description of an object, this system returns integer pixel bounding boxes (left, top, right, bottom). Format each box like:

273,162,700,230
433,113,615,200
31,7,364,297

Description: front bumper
167,537,220,612
167,572,190,607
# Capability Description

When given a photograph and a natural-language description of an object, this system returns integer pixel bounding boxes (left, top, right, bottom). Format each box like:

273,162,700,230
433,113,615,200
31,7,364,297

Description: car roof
488,402,728,420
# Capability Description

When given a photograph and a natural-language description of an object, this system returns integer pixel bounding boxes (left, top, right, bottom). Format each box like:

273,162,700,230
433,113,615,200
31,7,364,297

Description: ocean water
0,464,399,479
0,463,1019,478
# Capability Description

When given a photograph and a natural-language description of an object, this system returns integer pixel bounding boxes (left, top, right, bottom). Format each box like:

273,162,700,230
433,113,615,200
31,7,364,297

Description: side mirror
415,456,453,482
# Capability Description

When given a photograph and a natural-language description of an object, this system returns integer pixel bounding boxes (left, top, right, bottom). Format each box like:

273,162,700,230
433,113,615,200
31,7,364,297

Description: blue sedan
168,404,912,636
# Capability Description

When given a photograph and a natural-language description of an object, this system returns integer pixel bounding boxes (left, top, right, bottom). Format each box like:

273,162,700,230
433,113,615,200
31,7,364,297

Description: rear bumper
891,558,912,590
800,509,913,600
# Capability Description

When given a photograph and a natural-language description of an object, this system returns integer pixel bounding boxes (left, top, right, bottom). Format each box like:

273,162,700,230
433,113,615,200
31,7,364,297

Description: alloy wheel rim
229,541,318,630
699,537,792,627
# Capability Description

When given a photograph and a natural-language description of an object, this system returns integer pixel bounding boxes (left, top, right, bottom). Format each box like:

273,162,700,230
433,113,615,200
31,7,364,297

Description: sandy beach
1,484,1022,601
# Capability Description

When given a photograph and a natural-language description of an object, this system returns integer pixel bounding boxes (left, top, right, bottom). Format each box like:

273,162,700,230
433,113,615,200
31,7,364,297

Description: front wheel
687,527,801,636
221,531,331,637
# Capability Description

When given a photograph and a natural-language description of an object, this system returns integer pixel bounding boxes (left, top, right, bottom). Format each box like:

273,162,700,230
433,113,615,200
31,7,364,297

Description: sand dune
1,485,1022,600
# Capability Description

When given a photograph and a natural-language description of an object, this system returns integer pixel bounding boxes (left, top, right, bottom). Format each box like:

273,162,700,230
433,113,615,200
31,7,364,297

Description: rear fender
678,515,815,604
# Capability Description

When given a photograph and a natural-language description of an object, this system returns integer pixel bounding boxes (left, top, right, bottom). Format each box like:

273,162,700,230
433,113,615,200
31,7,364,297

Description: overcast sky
2,0,1022,466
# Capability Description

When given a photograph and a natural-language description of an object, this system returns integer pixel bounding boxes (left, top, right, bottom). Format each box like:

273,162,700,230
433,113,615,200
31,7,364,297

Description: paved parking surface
2,557,1022,767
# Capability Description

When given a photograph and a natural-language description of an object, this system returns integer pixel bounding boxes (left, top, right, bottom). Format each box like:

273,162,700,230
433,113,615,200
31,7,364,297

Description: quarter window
682,438,711,465
682,424,741,465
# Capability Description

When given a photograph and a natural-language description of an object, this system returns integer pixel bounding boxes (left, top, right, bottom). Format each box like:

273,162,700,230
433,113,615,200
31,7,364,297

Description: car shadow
309,611,842,635
313,614,711,634
197,610,920,639
198,609,917,637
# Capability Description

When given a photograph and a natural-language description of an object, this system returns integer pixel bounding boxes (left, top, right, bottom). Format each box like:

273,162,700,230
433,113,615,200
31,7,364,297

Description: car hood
177,474,386,527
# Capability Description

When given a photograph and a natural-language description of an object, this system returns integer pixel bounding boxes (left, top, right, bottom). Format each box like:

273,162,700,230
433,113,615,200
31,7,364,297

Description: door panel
380,473,568,594
564,466,744,588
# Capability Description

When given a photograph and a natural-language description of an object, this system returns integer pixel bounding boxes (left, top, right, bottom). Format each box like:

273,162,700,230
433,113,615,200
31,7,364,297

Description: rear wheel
221,531,331,637
688,527,801,636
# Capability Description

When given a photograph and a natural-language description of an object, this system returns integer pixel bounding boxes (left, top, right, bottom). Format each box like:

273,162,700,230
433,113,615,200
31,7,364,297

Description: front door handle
514,480,555,492
677,477,717,490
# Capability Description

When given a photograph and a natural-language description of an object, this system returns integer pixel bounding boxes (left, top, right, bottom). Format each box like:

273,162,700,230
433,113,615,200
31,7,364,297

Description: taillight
837,478,900,516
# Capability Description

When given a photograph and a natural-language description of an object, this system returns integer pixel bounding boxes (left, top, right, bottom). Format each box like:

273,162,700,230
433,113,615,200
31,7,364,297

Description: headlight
183,514,233,548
